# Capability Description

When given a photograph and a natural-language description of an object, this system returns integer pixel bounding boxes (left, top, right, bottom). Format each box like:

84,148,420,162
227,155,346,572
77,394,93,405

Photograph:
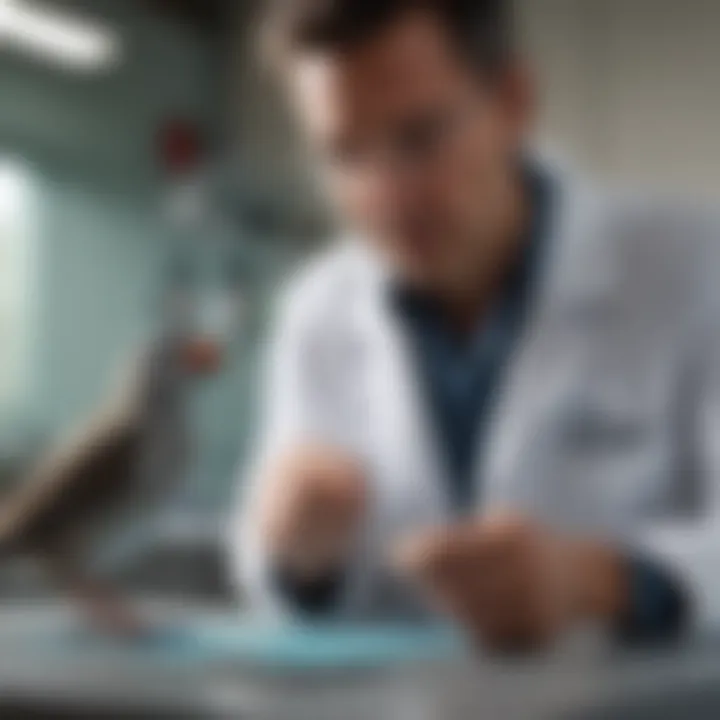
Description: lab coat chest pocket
554,377,676,524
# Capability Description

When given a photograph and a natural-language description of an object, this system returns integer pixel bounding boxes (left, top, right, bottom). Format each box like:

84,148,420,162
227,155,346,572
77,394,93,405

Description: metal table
0,603,717,719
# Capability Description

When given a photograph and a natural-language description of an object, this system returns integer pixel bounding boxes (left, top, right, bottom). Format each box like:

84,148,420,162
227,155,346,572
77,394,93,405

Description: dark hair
261,0,514,75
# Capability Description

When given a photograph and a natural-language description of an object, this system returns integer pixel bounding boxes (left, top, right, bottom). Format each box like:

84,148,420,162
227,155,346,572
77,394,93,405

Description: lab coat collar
345,159,619,334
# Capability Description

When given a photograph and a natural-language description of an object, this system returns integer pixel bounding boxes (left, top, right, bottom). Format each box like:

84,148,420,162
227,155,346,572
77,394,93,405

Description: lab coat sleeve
637,291,720,632
227,291,373,621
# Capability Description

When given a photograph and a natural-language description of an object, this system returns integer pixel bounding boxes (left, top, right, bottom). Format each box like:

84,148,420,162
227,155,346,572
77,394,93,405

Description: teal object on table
190,623,463,669
41,622,464,672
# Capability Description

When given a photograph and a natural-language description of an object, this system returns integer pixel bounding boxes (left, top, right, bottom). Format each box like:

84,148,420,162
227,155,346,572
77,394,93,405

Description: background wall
519,0,720,196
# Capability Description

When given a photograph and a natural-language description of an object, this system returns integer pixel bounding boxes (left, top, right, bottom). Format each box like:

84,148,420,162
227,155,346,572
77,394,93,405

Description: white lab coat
230,165,720,630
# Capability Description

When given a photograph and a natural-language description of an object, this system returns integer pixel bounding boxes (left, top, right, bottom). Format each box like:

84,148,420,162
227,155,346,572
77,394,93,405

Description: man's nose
361,161,427,219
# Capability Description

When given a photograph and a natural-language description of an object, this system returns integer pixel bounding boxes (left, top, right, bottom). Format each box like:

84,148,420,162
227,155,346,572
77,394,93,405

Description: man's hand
255,446,368,580
395,515,629,653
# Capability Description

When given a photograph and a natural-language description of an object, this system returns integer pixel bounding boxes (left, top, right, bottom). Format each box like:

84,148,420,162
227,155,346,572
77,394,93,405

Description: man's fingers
392,516,569,652
395,517,620,653
393,515,532,585
255,446,369,577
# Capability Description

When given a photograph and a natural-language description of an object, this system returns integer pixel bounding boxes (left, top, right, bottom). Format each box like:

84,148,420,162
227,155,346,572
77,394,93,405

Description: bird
0,333,222,635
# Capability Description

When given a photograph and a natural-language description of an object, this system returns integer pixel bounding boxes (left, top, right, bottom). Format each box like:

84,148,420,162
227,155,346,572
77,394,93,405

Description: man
231,0,720,652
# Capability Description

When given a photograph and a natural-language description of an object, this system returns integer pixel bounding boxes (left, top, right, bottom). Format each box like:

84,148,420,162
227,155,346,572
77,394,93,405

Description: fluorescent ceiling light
0,0,121,73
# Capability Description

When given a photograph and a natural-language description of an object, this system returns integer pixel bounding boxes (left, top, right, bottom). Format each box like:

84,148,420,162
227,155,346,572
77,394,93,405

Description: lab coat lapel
354,249,451,532
480,170,620,519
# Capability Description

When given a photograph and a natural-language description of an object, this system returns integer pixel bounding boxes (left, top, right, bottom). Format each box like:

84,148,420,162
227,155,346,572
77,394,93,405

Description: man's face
288,10,531,291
